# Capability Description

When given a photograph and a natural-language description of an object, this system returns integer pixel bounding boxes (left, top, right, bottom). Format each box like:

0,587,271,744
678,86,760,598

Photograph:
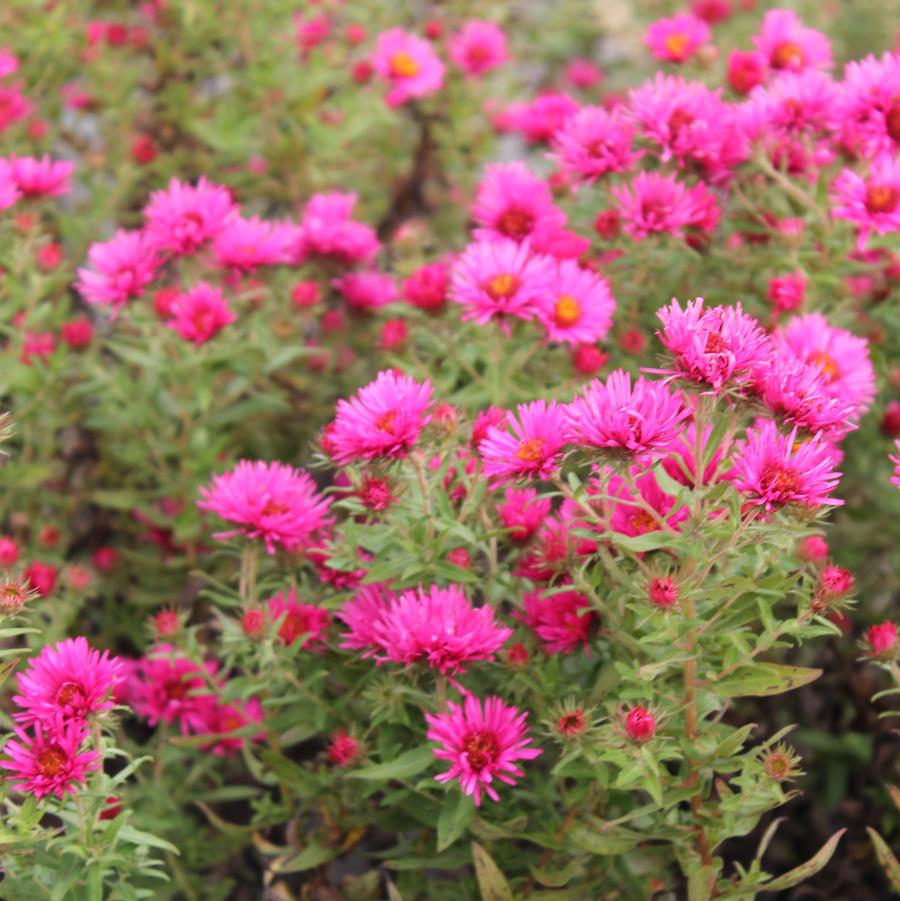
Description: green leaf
763,828,846,891
612,531,676,553
570,823,644,855
713,664,822,698
259,749,318,796
471,842,514,901
529,858,584,888
437,792,474,852
867,828,900,892
118,824,179,854
273,842,337,874
350,745,434,782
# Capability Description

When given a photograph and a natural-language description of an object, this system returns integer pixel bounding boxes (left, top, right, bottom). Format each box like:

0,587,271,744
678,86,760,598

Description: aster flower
753,9,833,73
403,260,449,312
508,91,580,144
450,238,555,331
516,502,597,582
0,48,19,78
449,20,508,77
168,282,236,345
332,270,398,311
742,70,837,142
338,583,396,655
656,297,772,390
371,584,511,674
0,719,99,800
661,422,733,488
198,460,331,553
327,730,362,767
76,229,159,310
0,158,20,209
8,155,74,197
371,28,445,107
124,645,213,729
536,260,616,345
835,53,900,158
565,369,689,457
732,420,843,511
890,441,900,490
212,215,293,272
0,82,32,132
773,312,875,417
600,468,688,538
425,695,542,805
479,400,567,483
295,192,380,264
644,13,710,64
191,697,263,757
550,106,638,185
267,587,331,647
143,177,235,256
496,487,552,543
329,370,433,464
13,637,124,726
830,155,900,249
472,162,567,244
612,172,710,239
521,588,595,654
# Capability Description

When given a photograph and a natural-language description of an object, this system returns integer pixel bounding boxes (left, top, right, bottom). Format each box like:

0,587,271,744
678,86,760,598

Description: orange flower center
515,438,545,463
56,682,83,707
463,730,499,770
704,331,728,354
389,52,420,78
261,499,290,517
771,41,804,70
496,207,534,239
37,745,67,777
554,295,581,327
376,411,397,434
629,510,659,535
864,184,899,214
485,272,520,300
663,33,689,57
808,350,839,382
760,462,801,496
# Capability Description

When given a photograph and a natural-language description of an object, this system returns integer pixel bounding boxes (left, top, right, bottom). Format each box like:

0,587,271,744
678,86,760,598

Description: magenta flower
522,588,595,654
830,155,900,249
371,28,445,107
425,695,542,805
612,172,712,239
536,259,616,345
76,229,159,310
0,82,32,132
329,370,433,464
338,583,396,655
451,238,555,331
644,13,710,64
742,70,837,143
8,155,74,197
733,420,843,511
753,9,833,73
601,468,688,538
198,460,331,553
189,697,263,757
13,637,124,727
835,53,900,158
551,106,637,185
124,646,212,728
566,369,689,456
268,588,331,647
296,192,380,264
479,400,567,483
449,20,508,77
143,177,235,256
656,297,772,390
168,282,236,345
332,270,398,311
496,487,552,543
212,215,293,272
371,584,511,674
0,158,20,209
890,441,900,490
0,719,99,800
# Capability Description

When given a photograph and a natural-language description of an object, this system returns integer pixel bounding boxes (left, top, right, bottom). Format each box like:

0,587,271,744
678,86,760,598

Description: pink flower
831,155,900,249
497,487,551,543
648,577,678,608
866,622,897,657
371,28,445,107
644,13,710,64
332,270,398,311
0,158,20,209
8,156,74,197
890,440,900,490
294,12,330,57
13,637,124,727
727,50,766,94
329,370,433,464
450,238,555,331
819,566,854,598
327,730,361,767
767,271,806,312
537,260,616,345
612,172,714,239
20,331,55,366
773,313,876,417
625,706,655,742
125,646,211,728
198,460,331,553
0,82,32,132
0,536,19,566
733,420,843,511
296,192,379,264
479,400,567,483
507,92,579,143
602,468,688,538
449,20,508,77
403,261,449,312
472,162,567,244
22,561,57,597
0,48,19,78
371,584,511,674
835,53,900,158
425,695,542,805
753,9,833,73
565,58,603,89
143,177,235,256
566,370,689,456
212,215,292,272
76,229,159,310
268,588,331,647
168,282,236,344
338,583,396,655
190,697,263,757
550,106,637,185
0,719,99,800
656,297,771,390
522,588,595,654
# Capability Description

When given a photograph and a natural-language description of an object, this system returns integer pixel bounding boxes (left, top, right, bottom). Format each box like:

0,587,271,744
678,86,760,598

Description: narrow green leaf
867,828,900,892
350,746,434,782
273,842,337,874
471,842,514,901
714,663,821,698
437,792,474,852
763,828,846,891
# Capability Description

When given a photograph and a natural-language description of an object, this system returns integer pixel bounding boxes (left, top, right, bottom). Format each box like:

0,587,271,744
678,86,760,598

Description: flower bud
625,706,655,742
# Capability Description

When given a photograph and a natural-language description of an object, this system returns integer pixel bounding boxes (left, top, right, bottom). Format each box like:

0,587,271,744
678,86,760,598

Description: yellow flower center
554,295,582,327
389,52,420,79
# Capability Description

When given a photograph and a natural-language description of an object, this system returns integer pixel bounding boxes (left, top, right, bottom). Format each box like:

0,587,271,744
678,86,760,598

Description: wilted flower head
198,460,331,553
425,695,542,805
